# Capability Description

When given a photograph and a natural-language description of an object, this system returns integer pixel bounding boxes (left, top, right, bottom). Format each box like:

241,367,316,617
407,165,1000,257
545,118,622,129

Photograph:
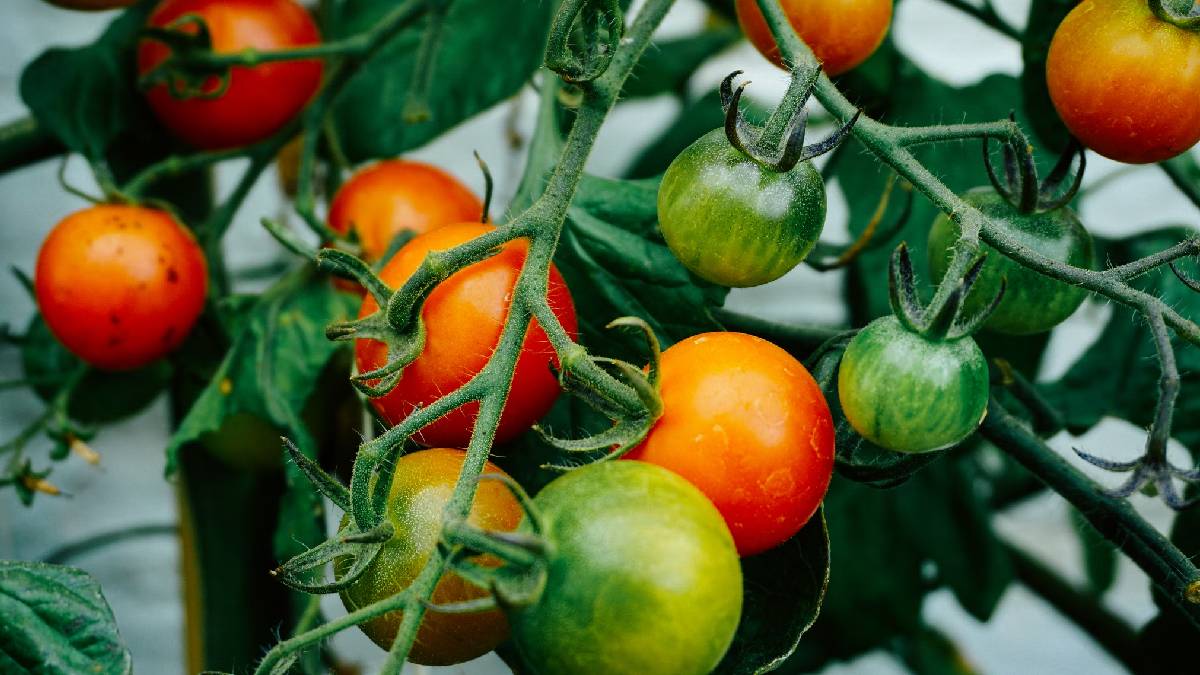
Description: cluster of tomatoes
26,0,1200,672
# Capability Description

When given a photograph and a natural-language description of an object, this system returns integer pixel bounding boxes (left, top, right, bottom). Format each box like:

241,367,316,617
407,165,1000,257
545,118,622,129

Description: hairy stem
980,400,1200,629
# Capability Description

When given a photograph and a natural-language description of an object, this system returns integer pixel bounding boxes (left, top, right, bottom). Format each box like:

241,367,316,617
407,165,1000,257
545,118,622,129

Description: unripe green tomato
42,0,136,9
838,316,989,454
510,461,743,675
657,129,827,287
928,187,1095,335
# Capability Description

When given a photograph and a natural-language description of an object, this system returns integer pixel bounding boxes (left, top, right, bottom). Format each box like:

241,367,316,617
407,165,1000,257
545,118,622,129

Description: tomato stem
981,400,1200,629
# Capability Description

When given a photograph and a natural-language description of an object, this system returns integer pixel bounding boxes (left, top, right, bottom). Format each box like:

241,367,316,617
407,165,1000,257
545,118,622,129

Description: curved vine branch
752,0,1200,511
254,0,676,670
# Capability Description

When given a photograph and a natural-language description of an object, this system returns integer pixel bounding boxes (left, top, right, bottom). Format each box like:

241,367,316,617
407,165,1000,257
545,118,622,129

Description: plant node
720,70,859,173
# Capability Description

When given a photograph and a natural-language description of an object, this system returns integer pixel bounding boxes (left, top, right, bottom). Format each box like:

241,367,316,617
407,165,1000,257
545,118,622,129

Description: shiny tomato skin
510,461,743,675
34,205,207,371
838,316,989,454
329,160,483,262
1046,0,1200,164
355,223,578,447
735,0,893,75
928,188,1095,335
337,448,523,665
658,129,827,288
626,331,835,556
137,0,323,150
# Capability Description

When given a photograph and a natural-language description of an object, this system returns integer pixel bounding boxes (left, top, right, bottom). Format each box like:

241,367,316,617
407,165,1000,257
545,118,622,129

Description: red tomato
1046,0,1200,164
355,223,578,447
137,0,323,150
735,0,893,76
329,160,483,262
35,205,208,371
626,332,835,556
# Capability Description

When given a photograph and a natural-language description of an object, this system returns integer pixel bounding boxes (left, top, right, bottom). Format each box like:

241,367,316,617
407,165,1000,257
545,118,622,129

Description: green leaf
0,561,131,675
899,456,1013,621
19,4,154,159
21,315,170,425
715,510,830,675
331,0,554,161
896,625,979,675
623,27,741,99
558,175,729,360
1020,0,1077,150
165,265,355,561
788,477,926,664
1043,226,1200,452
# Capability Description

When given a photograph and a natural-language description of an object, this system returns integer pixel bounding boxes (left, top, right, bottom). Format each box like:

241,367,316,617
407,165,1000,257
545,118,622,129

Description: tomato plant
508,460,743,675
34,204,207,371
658,129,826,287
929,187,1095,335
329,160,484,262
8,0,1200,673
1047,0,1200,164
355,222,578,447
735,0,893,75
137,0,323,150
337,448,522,665
627,331,834,555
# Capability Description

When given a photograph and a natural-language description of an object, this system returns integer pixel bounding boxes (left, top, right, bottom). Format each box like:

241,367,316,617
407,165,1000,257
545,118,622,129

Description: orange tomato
329,160,483,262
1046,0,1200,164
735,0,893,75
34,205,208,371
338,448,523,665
626,332,835,556
137,0,323,150
355,223,577,447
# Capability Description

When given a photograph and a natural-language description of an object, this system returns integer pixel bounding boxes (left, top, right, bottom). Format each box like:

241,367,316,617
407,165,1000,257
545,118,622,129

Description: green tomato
657,128,827,287
928,187,1094,335
510,460,743,675
838,316,989,454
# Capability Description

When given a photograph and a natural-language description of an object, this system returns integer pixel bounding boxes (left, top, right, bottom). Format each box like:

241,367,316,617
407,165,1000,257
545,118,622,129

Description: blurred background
1,0,1197,673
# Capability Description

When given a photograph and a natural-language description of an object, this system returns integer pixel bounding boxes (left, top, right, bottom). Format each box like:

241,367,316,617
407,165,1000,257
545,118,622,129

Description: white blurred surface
1,0,1194,673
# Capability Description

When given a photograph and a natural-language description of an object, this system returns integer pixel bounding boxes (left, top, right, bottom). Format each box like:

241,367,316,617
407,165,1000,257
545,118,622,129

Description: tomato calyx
720,70,860,173
1148,0,1200,30
535,317,664,469
433,476,550,613
889,243,1005,340
983,129,1086,215
545,0,625,83
320,228,515,397
139,14,233,100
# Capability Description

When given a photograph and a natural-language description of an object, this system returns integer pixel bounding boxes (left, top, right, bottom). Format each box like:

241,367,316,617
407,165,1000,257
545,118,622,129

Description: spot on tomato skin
763,468,796,498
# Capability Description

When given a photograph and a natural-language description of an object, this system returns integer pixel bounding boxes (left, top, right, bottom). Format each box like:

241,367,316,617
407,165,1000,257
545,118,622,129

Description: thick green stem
260,0,681,668
754,0,1200,350
0,117,63,176
980,400,1200,629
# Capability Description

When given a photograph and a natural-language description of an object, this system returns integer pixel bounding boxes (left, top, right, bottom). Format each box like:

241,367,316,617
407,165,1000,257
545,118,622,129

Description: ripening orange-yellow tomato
735,0,894,75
